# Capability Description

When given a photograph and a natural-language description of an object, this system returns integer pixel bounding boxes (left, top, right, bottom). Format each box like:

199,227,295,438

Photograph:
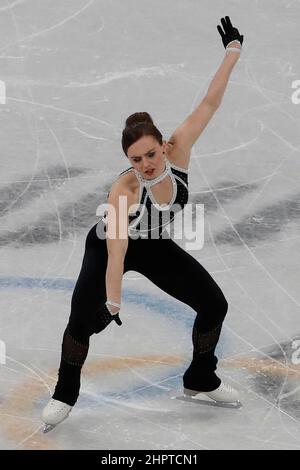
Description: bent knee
214,293,228,321
197,291,228,323
68,311,96,341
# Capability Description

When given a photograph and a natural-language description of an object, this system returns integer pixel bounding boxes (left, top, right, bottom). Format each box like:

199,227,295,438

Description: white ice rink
0,0,300,450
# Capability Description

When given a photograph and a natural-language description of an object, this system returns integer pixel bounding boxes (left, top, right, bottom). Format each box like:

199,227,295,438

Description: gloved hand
110,311,122,326
94,304,122,334
106,303,122,325
217,16,244,49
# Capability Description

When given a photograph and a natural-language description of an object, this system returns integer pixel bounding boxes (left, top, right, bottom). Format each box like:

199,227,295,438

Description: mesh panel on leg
183,322,223,392
192,322,222,355
61,326,89,367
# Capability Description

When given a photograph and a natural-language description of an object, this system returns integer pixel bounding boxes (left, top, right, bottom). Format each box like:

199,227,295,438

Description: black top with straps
102,160,189,239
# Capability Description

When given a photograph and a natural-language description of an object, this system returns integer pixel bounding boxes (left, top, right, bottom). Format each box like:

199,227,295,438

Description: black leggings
53,222,228,406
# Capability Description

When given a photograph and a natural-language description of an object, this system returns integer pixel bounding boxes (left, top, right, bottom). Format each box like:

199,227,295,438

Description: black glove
111,309,122,326
94,304,122,334
217,16,244,49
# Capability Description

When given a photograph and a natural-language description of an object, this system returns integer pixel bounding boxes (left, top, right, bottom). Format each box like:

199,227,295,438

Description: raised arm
168,16,244,167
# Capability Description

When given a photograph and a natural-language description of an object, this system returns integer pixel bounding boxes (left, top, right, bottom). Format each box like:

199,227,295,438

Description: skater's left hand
217,16,244,49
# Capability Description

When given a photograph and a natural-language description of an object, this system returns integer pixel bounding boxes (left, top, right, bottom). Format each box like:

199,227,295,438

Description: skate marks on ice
2,342,300,447
0,353,183,448
0,165,111,247
173,336,300,414
243,338,300,420
2,162,300,249
222,338,300,426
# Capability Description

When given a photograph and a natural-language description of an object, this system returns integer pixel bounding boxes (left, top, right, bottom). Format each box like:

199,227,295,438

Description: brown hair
122,112,163,156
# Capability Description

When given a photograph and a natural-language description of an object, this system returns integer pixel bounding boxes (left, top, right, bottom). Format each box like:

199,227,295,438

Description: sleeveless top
101,159,189,239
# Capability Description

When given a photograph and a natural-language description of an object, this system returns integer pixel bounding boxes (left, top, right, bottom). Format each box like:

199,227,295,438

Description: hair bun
125,112,153,128
122,111,162,156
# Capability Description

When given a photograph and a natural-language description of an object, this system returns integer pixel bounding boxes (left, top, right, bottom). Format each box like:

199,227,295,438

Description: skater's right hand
94,304,122,334
105,302,122,325
106,304,122,325
106,303,120,315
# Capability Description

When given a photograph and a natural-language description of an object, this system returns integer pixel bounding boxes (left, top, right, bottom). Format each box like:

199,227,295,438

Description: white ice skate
41,398,72,433
176,382,242,409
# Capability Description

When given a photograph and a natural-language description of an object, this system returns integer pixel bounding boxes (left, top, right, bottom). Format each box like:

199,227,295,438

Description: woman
42,16,244,431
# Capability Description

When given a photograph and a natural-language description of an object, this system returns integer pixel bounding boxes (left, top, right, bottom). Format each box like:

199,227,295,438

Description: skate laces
49,398,71,411
218,382,236,393
49,399,72,412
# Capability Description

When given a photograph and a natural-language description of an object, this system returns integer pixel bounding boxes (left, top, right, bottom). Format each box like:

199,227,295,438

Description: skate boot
178,381,241,409
42,398,72,433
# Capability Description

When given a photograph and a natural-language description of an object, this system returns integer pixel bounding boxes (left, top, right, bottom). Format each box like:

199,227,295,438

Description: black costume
53,160,228,405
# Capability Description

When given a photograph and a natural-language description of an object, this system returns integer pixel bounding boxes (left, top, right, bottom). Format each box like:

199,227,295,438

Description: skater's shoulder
109,170,139,201
107,173,138,210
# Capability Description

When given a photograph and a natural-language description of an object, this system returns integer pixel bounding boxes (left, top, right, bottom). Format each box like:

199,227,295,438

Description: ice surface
0,0,299,450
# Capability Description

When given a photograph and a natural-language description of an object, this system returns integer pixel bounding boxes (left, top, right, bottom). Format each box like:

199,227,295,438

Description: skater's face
127,135,167,179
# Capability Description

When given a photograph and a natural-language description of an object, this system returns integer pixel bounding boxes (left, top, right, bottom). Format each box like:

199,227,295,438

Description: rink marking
0,354,183,449
0,0,95,52
224,356,300,378
2,277,299,447
1,353,300,449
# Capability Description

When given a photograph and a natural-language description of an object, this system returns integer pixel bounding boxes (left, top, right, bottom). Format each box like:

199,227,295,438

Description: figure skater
42,16,244,431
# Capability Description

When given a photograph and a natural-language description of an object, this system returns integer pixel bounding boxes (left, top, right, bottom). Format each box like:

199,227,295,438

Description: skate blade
42,407,71,434
175,395,242,409
42,424,57,433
